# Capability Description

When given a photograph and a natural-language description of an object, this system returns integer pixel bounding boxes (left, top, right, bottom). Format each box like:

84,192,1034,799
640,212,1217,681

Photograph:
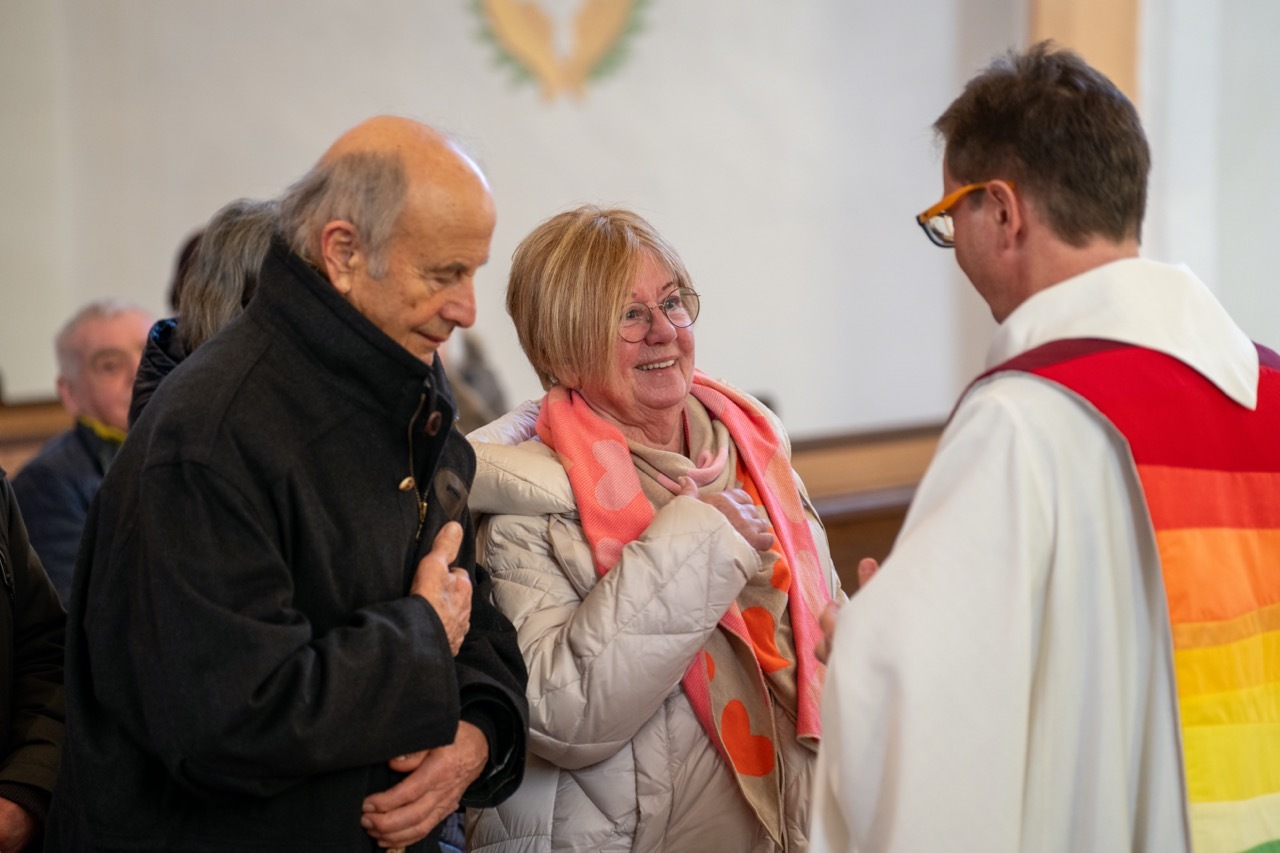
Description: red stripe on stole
994,340,1280,472
993,341,1280,625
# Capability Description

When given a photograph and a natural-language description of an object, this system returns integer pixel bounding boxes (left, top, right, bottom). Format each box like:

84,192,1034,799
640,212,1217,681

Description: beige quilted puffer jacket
465,399,843,852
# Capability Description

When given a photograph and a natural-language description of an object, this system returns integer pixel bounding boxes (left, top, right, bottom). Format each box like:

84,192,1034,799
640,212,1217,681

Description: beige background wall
2,1,1275,440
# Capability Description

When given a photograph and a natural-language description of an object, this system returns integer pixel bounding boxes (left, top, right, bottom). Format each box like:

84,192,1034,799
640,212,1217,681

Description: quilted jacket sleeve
479,495,761,770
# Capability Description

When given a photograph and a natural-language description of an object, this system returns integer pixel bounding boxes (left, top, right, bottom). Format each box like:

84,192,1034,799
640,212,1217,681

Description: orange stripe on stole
1153,527,1280,625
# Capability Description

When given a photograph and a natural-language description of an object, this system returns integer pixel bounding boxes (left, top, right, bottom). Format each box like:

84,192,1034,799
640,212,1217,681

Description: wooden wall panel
1029,0,1140,101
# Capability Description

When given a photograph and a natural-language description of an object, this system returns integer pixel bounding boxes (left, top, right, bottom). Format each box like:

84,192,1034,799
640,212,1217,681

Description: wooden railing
0,398,941,594
0,399,70,476
791,423,941,593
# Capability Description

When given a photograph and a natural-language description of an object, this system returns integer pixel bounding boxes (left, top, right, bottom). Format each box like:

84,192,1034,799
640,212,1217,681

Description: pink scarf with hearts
536,370,830,841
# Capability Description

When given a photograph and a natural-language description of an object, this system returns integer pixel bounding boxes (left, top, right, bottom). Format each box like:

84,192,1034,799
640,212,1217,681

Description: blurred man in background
13,299,152,606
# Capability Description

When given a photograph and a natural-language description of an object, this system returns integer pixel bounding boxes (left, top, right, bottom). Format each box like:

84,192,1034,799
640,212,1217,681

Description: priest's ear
985,180,1024,250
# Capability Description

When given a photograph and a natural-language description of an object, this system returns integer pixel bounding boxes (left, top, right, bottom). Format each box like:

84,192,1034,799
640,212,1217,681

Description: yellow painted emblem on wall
476,0,646,100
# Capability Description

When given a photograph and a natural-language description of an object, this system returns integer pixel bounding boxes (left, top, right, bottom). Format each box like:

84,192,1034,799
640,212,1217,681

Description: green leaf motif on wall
472,0,649,100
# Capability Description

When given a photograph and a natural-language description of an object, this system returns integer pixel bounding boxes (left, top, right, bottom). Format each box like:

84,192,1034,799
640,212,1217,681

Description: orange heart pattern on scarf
720,699,776,777
742,606,790,674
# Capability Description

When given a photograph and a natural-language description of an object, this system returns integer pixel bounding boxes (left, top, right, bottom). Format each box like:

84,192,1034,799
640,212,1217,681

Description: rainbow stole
991,338,1280,853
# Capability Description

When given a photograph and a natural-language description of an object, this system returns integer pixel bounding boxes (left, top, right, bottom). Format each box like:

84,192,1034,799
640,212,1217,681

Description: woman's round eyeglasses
618,288,701,343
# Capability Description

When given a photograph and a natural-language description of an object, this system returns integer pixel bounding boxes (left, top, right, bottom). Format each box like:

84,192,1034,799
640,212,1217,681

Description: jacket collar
249,239,457,420
129,317,187,427
470,400,581,516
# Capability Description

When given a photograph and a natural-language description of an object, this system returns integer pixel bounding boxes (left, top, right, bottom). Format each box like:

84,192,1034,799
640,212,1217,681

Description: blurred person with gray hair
128,197,278,426
12,299,153,606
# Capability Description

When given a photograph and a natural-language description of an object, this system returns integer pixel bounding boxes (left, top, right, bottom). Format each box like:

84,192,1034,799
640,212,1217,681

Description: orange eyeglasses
915,181,1015,247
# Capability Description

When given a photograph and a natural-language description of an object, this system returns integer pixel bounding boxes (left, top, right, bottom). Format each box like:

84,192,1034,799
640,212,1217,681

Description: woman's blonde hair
507,206,693,390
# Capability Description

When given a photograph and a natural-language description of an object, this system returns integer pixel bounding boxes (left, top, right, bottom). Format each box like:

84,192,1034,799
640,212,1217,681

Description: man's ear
318,220,362,295
56,375,80,417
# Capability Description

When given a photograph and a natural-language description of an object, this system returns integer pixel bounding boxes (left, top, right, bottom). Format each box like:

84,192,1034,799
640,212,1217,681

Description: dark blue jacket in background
12,422,120,607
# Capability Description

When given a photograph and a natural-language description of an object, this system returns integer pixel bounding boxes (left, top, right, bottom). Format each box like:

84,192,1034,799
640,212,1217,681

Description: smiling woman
465,205,846,852
569,250,697,450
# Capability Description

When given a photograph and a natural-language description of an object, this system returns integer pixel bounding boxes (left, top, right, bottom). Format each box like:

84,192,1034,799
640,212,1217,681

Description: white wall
1215,0,1280,347
1139,0,1223,289
1139,0,1280,349
6,1,1271,439
1,0,74,401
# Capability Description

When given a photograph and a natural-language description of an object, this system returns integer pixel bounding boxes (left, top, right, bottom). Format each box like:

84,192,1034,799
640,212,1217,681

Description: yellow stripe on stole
1164,519,1280,806
1174,599,1280,651
1174,630,1280,698
1175,637,1280,804
1180,680,1280,727
1180,705,1280,802
1190,789,1280,853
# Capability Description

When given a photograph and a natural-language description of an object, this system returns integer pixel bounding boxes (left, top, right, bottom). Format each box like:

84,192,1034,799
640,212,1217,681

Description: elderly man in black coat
47,117,528,852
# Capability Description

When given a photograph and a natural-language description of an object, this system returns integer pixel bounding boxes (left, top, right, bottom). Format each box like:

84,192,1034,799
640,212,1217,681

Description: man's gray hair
55,298,149,380
276,151,407,280
180,198,279,351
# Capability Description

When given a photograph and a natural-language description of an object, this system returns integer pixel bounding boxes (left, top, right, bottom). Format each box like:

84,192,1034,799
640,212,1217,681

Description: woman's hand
676,476,776,551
